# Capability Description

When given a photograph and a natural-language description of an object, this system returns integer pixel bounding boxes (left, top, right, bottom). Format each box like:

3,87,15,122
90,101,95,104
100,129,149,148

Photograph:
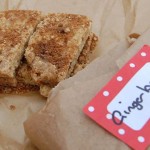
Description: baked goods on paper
24,29,131,149
23,1,150,148
25,13,97,97
0,0,126,150
0,10,42,86
0,11,97,97
2,0,147,149
40,33,97,97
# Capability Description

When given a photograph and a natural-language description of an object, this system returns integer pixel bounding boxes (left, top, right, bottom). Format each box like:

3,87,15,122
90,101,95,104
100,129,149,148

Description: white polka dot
141,52,146,57
88,106,95,112
117,76,123,82
103,91,109,96
130,63,135,68
118,129,125,135
106,114,112,119
138,136,145,143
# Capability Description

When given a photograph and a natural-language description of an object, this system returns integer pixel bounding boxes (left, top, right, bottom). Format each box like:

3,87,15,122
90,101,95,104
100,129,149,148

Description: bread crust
0,10,42,86
40,33,97,97
72,33,98,75
0,12,98,95
25,13,92,85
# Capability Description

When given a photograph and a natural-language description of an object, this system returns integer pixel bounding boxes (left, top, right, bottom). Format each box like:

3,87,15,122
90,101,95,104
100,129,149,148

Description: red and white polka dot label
83,45,150,150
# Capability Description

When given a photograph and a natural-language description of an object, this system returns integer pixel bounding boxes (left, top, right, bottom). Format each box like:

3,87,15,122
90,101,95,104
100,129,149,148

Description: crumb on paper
129,33,140,39
128,33,140,44
9,105,16,110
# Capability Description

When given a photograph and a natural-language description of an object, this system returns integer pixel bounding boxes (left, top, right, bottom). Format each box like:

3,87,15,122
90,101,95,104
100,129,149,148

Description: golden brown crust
25,13,92,85
90,34,98,51
0,77,17,86
0,10,42,85
0,58,39,94
72,33,98,74
16,59,37,85
40,34,97,97
0,83,39,94
0,11,98,96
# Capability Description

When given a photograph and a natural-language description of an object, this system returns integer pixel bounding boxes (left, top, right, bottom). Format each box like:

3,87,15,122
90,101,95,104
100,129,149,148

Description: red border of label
83,45,150,150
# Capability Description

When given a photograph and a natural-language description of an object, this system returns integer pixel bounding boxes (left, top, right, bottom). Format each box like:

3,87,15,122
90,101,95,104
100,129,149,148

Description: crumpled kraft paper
0,93,45,150
117,28,150,69
25,73,131,150
1,0,150,149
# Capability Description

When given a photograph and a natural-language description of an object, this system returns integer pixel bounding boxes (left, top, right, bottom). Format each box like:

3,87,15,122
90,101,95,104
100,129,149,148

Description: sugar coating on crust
0,10,42,81
0,83,39,94
40,34,97,97
72,33,98,74
25,13,92,85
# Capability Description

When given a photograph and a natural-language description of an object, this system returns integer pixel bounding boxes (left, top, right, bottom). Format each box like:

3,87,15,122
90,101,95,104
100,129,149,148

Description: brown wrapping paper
0,0,150,149
25,73,130,150
0,93,45,150
117,28,150,68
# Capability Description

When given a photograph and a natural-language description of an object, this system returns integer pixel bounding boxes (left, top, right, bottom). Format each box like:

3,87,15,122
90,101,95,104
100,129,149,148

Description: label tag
83,45,150,150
